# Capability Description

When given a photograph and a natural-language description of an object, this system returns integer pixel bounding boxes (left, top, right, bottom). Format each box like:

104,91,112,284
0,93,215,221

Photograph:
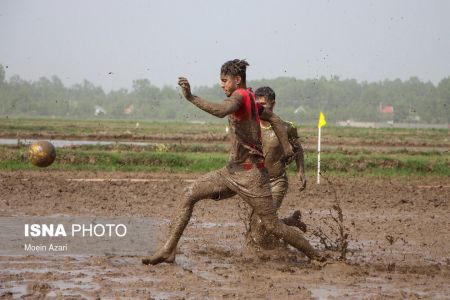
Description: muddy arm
178,77,241,118
260,110,294,159
188,93,242,118
289,126,306,191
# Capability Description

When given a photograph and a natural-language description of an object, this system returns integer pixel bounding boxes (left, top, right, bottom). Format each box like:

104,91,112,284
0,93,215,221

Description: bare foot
142,249,176,265
283,210,307,233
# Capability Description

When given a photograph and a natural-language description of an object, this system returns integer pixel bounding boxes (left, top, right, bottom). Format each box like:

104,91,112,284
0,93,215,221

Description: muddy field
0,170,449,299
1,118,448,150
3,131,448,150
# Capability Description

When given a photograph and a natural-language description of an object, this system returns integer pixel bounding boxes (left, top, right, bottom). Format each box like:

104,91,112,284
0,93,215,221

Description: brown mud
0,171,449,299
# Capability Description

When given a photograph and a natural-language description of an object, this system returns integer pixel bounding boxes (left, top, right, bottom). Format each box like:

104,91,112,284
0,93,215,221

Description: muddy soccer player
142,59,324,265
247,86,307,249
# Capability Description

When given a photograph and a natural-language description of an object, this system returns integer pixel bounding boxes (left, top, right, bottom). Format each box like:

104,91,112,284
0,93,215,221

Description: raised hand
178,77,193,100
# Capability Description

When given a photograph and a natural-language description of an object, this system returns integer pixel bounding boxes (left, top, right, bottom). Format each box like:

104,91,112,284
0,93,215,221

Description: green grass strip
1,145,448,176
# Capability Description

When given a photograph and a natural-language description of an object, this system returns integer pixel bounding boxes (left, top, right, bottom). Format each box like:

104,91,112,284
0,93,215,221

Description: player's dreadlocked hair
255,86,276,102
221,59,250,83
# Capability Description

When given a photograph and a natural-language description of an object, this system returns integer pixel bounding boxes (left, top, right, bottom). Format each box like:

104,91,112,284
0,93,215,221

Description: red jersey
227,88,264,164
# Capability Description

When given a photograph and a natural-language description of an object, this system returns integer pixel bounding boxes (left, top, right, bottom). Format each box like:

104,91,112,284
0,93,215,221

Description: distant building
94,105,106,116
124,104,134,115
380,105,394,114
379,103,394,122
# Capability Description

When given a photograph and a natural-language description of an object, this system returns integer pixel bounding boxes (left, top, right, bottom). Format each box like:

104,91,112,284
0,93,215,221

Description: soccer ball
28,141,56,167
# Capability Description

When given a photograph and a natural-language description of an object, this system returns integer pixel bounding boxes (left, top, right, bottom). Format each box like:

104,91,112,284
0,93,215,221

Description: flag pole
317,111,326,184
317,125,321,184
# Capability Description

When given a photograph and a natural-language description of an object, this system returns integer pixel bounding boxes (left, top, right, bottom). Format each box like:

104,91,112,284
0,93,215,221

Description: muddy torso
261,121,297,178
227,89,264,164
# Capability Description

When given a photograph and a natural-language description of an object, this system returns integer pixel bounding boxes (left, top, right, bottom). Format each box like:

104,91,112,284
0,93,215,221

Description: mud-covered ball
28,141,56,167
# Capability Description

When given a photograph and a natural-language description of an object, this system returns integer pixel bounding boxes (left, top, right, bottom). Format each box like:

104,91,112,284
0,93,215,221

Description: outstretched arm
178,77,241,118
259,109,294,160
288,125,307,191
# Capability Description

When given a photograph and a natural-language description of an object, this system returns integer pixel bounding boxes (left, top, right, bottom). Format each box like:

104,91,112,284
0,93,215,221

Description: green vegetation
0,118,448,148
301,126,449,146
1,64,449,124
1,144,448,177
0,145,227,172
298,152,449,177
0,118,447,177
0,118,227,137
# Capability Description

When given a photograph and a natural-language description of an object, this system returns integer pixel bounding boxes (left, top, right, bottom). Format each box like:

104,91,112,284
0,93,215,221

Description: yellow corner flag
318,112,327,128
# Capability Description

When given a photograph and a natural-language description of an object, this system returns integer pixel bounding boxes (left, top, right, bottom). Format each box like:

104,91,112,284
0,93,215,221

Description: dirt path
0,171,449,299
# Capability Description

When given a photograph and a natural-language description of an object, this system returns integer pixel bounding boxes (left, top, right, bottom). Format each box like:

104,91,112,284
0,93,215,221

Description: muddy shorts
269,172,289,209
189,166,275,216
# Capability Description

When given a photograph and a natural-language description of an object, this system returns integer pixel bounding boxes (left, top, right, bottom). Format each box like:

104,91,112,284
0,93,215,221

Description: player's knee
181,194,196,208
181,188,196,208
183,185,198,203
260,217,277,233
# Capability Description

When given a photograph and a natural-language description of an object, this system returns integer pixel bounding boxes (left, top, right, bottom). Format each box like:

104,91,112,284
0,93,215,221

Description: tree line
0,64,448,124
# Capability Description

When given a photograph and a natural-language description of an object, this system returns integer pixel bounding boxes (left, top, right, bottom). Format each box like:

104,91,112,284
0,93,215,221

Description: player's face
220,74,240,97
256,96,275,111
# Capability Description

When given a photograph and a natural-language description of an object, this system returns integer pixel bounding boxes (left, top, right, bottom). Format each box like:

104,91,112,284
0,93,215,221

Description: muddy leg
248,209,281,249
143,171,235,265
248,209,272,248
142,194,196,265
247,181,288,248
270,179,307,232
249,210,307,248
259,212,322,260
244,194,322,261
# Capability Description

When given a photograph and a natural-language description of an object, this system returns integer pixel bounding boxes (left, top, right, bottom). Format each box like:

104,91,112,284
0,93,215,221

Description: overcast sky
1,0,449,91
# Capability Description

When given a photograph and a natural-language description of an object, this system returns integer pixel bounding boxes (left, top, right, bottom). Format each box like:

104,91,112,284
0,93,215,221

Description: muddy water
0,171,449,299
0,138,156,148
